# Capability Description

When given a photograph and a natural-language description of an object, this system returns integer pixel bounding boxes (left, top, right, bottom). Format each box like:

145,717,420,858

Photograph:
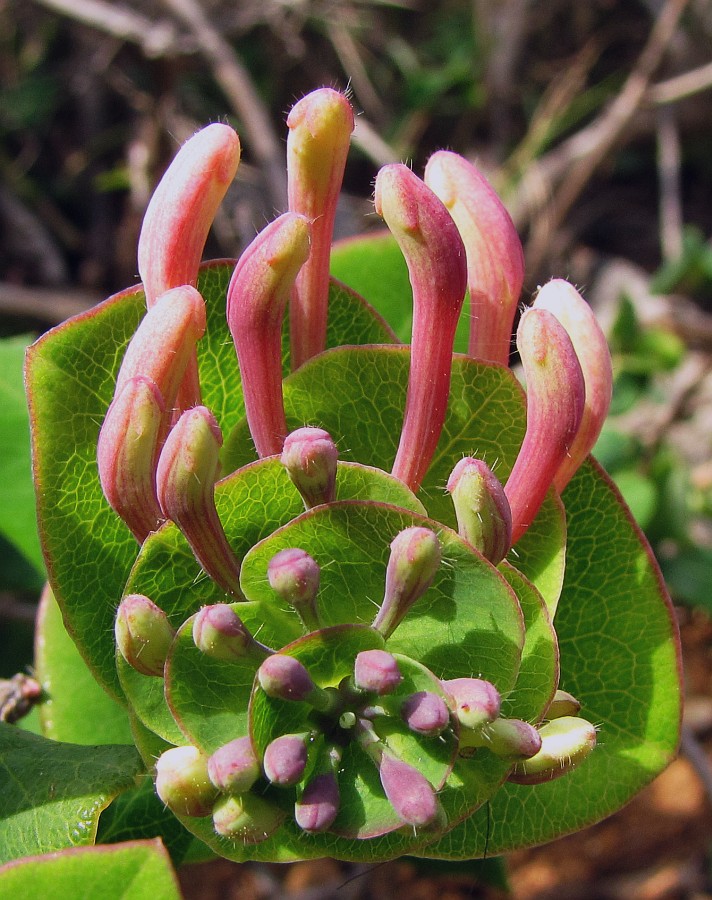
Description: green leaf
35,586,133,745
0,839,181,899
0,334,44,578
27,266,394,699
0,723,143,864
421,460,681,859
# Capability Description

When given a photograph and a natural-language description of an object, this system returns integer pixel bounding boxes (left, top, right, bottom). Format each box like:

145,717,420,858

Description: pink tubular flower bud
353,649,402,695
280,427,338,509
508,716,597,785
374,164,467,492
295,771,340,833
138,125,239,411
287,88,354,370
263,733,310,786
533,279,613,492
155,745,217,818
442,678,501,732
227,213,311,458
424,151,524,365
115,593,175,677
97,375,165,543
257,654,333,712
447,457,512,564
378,751,439,828
505,308,585,545
207,736,260,793
372,526,442,639
401,691,450,737
156,406,241,597
115,284,206,437
267,547,321,630
192,604,270,661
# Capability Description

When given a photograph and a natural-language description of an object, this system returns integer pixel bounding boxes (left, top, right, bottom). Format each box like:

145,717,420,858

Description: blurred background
3,0,712,896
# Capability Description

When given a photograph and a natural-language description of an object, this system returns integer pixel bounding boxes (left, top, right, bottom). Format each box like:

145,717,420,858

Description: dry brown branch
523,0,690,275
159,0,287,213
0,282,99,324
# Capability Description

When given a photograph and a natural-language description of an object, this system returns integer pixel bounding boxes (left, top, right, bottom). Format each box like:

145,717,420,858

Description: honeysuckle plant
6,87,681,875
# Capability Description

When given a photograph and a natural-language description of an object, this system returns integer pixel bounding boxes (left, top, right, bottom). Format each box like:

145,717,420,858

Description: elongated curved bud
263,733,310,786
227,213,311,457
508,716,597,784
115,284,206,435
97,375,165,542
353,649,402,695
192,604,270,661
545,688,582,720
281,427,338,509
212,792,283,842
207,736,260,793
287,88,354,369
115,593,175,677
505,308,585,544
295,771,341,833
447,457,512,563
533,279,613,492
425,151,524,365
156,406,241,597
443,678,501,732
401,690,450,736
372,527,441,639
374,164,467,492
267,547,321,630
138,123,237,412
155,745,217,817
138,124,241,307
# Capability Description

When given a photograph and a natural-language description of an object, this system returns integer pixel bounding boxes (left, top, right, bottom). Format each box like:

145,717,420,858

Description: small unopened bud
115,593,175,677
192,604,270,661
281,427,338,508
267,548,321,630
263,733,309,786
424,151,524,365
447,457,512,563
227,213,311,457
505,308,585,544
483,718,542,760
353,649,402,695
156,406,242,597
372,527,441,639
212,792,283,843
379,751,439,828
97,375,165,543
374,164,467,492
155,745,217,817
287,88,354,369
295,771,341,833
508,716,597,785
257,654,334,712
533,279,613,492
545,689,582,720
207,736,260,793
443,678,501,732
401,691,450,736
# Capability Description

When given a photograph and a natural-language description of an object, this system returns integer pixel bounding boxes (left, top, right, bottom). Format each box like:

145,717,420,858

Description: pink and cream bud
267,547,321,630
505,308,585,544
447,457,512,563
424,151,524,365
287,88,354,369
156,406,241,597
97,375,165,543
115,593,175,677
227,213,311,458
192,604,269,661
281,427,338,509
533,279,613,492
374,164,467,492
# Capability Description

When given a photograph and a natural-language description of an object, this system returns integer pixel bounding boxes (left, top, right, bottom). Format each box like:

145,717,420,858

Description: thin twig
30,0,189,57
680,723,712,810
656,104,684,261
650,59,712,104
525,0,690,275
159,0,287,213
0,282,99,324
